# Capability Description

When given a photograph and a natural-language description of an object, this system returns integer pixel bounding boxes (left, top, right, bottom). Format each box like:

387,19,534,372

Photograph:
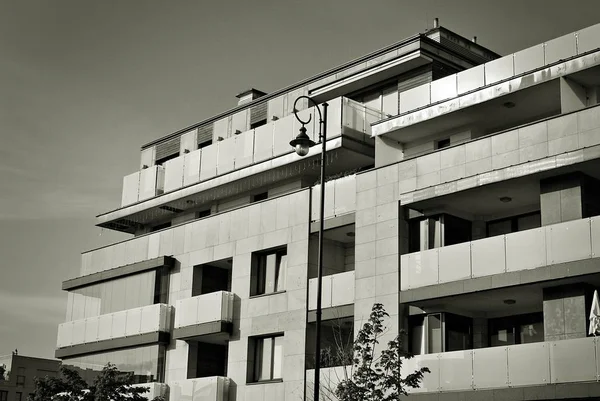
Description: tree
0,364,6,381
309,303,429,401
29,363,165,401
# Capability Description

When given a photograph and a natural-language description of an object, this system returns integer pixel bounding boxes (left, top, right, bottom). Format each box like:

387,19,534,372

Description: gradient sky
0,0,598,359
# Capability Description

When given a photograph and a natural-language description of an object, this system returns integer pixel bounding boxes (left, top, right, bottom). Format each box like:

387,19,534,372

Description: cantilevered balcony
100,97,376,233
55,304,172,358
404,337,600,394
173,291,235,341
401,215,600,292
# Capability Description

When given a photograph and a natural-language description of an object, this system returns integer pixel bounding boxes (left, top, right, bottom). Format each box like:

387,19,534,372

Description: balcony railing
401,215,600,291
131,383,168,400
168,377,230,401
56,304,172,349
174,291,234,329
404,337,600,393
308,271,355,310
120,97,377,207
311,174,356,221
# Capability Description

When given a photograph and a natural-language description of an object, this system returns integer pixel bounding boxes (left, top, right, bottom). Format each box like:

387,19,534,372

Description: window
409,312,472,355
252,192,268,202
249,335,284,382
251,248,287,296
0,391,7,401
436,138,451,149
16,392,22,401
487,211,541,238
408,214,472,252
16,375,25,387
489,313,544,347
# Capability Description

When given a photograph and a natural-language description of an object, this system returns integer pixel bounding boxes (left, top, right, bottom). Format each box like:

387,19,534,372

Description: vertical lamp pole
290,96,328,401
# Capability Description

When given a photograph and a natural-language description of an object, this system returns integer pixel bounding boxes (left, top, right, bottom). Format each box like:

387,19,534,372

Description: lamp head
290,126,316,157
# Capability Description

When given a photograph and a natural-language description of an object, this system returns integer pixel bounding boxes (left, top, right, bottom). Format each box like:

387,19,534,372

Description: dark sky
0,0,598,359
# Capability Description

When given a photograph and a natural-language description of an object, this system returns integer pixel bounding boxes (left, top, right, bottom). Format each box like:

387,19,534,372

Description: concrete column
543,283,593,341
375,136,404,168
560,77,587,113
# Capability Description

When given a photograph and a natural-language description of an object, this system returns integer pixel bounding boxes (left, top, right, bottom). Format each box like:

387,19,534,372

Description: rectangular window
435,138,451,149
489,312,543,347
0,391,7,401
487,211,541,238
409,312,472,354
251,249,287,296
16,393,22,401
250,335,284,382
16,375,25,386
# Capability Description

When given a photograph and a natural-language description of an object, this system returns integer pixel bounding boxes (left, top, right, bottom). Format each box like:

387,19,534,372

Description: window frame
16,375,25,387
486,211,541,238
250,247,287,297
249,334,284,383
0,391,7,401
409,312,473,355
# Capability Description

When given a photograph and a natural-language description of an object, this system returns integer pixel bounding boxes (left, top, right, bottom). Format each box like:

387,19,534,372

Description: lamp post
290,96,328,401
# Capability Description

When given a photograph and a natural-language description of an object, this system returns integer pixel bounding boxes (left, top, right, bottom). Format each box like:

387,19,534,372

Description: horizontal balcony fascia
63,256,175,290
401,215,600,291
361,103,600,207
173,291,234,340
405,337,600,393
168,377,230,401
308,271,355,310
56,304,172,353
373,23,600,137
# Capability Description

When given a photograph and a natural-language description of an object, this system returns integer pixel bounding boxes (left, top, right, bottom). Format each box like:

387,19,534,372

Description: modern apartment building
0,353,60,401
55,20,600,401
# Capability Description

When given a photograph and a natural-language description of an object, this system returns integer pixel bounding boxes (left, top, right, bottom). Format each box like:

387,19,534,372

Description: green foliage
320,303,429,401
29,363,164,401
0,364,6,381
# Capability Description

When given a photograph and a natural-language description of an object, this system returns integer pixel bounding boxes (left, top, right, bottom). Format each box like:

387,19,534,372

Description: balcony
168,377,230,401
173,291,234,340
373,23,600,139
131,383,169,400
308,271,355,310
56,304,172,357
403,337,600,393
401,215,600,291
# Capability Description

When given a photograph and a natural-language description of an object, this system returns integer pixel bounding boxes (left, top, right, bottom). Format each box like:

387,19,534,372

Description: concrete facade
56,21,600,401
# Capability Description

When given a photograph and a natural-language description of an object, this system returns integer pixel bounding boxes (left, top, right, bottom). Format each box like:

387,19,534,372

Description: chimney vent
433,18,439,28
472,36,477,43
236,88,267,106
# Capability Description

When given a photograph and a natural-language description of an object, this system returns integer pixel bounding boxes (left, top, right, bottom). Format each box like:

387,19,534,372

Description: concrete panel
141,305,161,333
518,121,548,148
272,114,295,157
545,33,577,65
438,242,471,284
457,64,485,95
311,183,335,221
199,143,218,181
439,350,473,391
400,84,431,113
471,235,506,277
492,129,519,155
217,137,236,176
125,307,142,335
548,113,579,140
508,342,550,387
465,137,492,162
506,228,546,271
334,175,356,216
331,271,355,307
111,311,127,338
140,147,156,169
164,156,184,193
180,129,198,153
514,44,545,75
440,145,466,169
183,149,201,186
213,117,230,141
97,314,112,342
83,317,98,343
253,123,274,163
473,346,508,389
268,95,285,121
121,171,140,206
578,107,600,132
431,74,458,103
234,129,255,169
546,218,592,264
577,23,600,54
592,216,600,257
231,109,248,134
550,337,596,383
407,249,438,289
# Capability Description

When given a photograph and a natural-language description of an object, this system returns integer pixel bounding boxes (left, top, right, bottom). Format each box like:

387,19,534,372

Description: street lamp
290,96,328,401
